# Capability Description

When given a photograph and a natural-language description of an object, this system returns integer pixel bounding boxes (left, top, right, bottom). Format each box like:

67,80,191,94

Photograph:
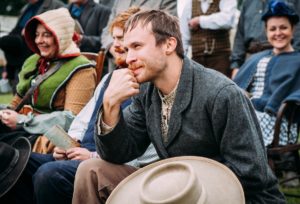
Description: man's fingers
66,152,76,159
53,151,67,160
54,147,66,154
130,81,140,89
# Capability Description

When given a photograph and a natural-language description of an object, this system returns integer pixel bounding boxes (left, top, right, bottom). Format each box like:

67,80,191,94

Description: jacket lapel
80,0,94,30
166,58,193,147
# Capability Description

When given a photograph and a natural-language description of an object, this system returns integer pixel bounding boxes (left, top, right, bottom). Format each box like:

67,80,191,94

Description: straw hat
107,156,245,204
0,137,31,197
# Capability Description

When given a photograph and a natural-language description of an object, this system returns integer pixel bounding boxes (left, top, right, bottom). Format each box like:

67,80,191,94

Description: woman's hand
0,109,19,129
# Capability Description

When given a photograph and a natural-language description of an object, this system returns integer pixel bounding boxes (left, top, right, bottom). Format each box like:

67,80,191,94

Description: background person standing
68,0,111,53
180,0,237,77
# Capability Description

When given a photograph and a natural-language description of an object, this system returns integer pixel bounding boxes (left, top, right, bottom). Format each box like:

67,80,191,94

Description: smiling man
73,10,286,203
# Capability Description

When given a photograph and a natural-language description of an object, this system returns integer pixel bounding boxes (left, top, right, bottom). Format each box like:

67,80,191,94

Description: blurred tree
0,0,67,16
0,0,25,16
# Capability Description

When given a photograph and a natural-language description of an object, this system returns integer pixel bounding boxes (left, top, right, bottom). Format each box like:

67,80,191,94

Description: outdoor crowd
0,0,300,203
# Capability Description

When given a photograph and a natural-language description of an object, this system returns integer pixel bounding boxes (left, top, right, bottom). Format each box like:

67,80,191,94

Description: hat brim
107,156,245,204
262,13,299,24
0,137,31,197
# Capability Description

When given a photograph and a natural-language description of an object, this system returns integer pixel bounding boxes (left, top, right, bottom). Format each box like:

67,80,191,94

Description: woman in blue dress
234,1,300,147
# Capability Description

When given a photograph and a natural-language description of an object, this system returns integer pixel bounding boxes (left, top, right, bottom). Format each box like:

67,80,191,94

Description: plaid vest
191,0,230,57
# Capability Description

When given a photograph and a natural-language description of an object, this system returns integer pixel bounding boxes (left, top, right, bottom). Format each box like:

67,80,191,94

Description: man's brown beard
115,47,126,54
115,57,128,68
114,47,128,68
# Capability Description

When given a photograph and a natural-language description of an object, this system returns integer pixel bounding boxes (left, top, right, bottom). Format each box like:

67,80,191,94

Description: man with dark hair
73,10,285,203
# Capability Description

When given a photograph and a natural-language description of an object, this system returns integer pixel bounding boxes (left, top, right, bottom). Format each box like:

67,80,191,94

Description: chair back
268,101,300,153
81,49,106,84
267,101,300,196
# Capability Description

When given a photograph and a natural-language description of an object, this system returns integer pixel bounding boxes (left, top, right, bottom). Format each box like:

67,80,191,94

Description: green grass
0,92,13,104
281,186,300,204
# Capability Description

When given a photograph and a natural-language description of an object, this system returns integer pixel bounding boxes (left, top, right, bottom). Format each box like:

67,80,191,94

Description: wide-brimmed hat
0,137,31,197
107,156,245,204
262,0,299,24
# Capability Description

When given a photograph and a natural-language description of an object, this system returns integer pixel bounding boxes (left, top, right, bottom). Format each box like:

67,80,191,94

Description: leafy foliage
0,0,68,16
0,0,25,16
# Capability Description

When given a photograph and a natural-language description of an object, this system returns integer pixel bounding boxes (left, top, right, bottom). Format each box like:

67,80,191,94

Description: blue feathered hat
262,0,299,24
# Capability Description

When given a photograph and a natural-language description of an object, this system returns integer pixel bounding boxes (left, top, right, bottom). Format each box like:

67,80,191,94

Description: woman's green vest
17,54,94,113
